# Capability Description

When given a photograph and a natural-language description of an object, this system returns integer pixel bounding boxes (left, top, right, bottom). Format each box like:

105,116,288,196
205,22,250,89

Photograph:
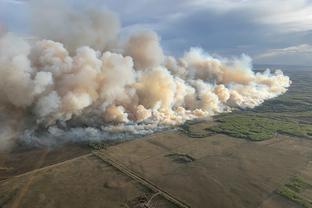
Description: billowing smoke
124,30,164,69
0,1,291,149
30,0,120,53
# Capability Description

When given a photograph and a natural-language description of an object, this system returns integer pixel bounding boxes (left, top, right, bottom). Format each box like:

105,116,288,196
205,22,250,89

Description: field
0,66,312,208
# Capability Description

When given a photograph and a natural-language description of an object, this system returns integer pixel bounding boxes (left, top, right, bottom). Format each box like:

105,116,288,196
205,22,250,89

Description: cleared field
0,154,178,208
0,143,90,181
97,132,312,208
2,132,311,208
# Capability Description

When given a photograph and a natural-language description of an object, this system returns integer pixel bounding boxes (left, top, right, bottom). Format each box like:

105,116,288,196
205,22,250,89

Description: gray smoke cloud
30,0,120,53
124,30,164,69
0,1,291,149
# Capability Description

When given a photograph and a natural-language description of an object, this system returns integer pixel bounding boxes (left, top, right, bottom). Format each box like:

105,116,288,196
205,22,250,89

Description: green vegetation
89,141,108,150
180,121,215,138
284,176,312,192
88,139,127,150
208,113,312,141
277,176,312,208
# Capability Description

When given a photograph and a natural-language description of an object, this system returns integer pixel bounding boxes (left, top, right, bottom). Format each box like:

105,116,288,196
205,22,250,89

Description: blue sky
1,0,312,65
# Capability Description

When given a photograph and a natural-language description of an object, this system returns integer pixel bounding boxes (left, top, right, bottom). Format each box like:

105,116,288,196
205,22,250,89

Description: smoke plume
0,1,291,148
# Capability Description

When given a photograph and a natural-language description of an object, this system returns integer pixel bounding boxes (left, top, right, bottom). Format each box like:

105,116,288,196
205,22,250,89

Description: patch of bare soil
0,154,178,208
0,142,91,180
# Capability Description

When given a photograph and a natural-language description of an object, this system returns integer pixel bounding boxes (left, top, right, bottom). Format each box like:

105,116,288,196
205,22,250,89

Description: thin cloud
254,44,312,66
2,0,312,65
183,0,312,32
1,0,26,4
257,44,312,59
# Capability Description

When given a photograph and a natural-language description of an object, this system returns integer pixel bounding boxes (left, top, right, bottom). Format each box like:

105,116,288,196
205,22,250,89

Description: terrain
0,66,312,208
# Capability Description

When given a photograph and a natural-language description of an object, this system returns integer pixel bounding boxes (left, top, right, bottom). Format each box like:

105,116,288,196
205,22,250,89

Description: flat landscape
0,67,312,208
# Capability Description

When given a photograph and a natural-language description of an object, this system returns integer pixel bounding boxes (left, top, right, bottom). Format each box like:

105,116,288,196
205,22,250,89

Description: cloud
100,0,312,60
257,44,312,58
104,0,312,33
0,0,29,34
183,0,312,32
2,0,312,65
255,44,312,65
0,0,26,4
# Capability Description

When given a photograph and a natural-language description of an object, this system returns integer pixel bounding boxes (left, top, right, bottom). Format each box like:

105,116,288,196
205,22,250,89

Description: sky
0,0,312,66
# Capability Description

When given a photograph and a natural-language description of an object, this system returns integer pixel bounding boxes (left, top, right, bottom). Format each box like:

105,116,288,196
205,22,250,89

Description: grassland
208,113,312,141
277,176,312,208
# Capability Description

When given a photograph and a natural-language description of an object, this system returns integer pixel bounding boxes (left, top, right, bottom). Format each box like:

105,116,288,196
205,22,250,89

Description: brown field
0,152,178,208
0,125,312,208
0,143,90,181
97,131,312,208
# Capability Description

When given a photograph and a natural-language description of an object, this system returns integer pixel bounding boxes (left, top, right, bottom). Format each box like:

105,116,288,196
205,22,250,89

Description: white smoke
0,2,291,149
